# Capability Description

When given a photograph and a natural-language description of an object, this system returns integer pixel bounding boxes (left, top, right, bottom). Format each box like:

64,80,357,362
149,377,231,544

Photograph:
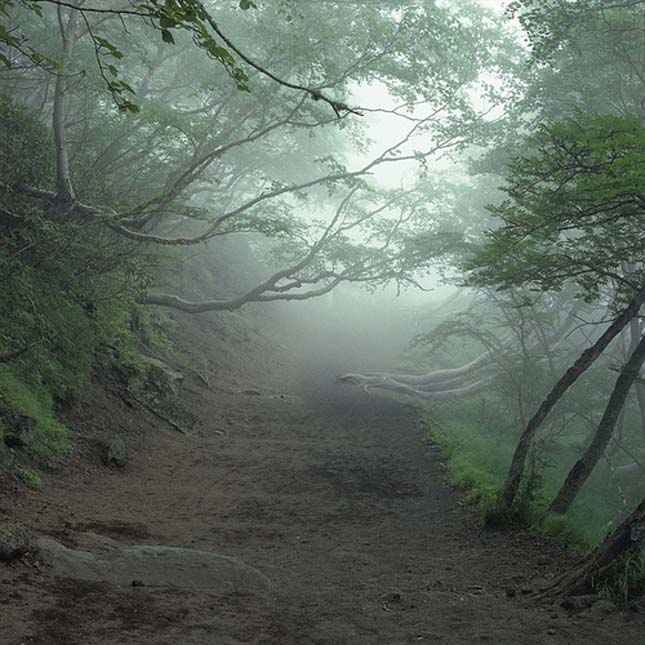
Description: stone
588,598,617,618
140,355,184,394
0,522,31,560
3,415,36,448
35,536,271,595
99,433,128,469
561,594,597,612
0,439,13,472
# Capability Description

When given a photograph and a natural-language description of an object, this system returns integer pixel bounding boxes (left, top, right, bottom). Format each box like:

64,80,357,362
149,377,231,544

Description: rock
99,433,128,468
379,590,412,612
561,594,597,612
0,522,31,560
0,439,13,472
379,591,404,605
35,536,271,595
3,415,36,448
588,598,617,618
140,355,184,393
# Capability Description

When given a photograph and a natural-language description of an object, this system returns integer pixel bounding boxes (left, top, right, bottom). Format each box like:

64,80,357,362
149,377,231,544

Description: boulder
561,594,597,612
3,415,36,448
35,536,271,595
0,439,13,472
0,522,31,560
98,433,128,469
140,355,184,395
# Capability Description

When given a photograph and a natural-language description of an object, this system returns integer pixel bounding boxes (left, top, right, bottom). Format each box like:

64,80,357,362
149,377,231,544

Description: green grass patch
16,466,42,488
422,397,644,552
0,368,68,458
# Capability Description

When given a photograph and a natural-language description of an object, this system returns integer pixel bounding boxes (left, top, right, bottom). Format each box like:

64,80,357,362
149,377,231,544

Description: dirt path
1,326,644,644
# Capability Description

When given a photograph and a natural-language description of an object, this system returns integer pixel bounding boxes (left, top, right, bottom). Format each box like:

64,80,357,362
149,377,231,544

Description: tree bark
542,498,645,598
629,318,645,440
548,331,645,515
496,283,645,514
53,8,78,204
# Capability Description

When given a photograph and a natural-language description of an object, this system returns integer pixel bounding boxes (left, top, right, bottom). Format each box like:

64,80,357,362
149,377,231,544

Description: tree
548,331,645,515
2,0,511,314
467,113,645,514
541,496,645,598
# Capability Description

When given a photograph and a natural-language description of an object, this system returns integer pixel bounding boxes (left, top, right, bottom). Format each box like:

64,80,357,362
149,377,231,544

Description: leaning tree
340,114,645,522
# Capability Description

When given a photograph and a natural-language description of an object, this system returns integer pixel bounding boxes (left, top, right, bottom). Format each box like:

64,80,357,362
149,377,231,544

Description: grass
16,466,42,488
610,552,645,602
422,397,645,553
423,413,512,516
0,367,69,459
425,398,645,600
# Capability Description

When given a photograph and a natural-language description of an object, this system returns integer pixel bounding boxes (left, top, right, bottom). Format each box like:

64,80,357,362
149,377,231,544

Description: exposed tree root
337,351,496,401
538,498,645,599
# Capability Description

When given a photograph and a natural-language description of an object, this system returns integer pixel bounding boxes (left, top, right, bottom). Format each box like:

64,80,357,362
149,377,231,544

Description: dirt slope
0,310,643,644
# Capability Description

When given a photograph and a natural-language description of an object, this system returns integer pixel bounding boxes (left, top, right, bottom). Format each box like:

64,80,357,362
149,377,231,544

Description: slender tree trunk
629,318,645,440
542,498,645,598
495,284,645,515
548,332,645,515
53,8,78,204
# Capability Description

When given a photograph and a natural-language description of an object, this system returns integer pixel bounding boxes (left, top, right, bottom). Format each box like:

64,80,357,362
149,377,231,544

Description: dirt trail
1,317,644,644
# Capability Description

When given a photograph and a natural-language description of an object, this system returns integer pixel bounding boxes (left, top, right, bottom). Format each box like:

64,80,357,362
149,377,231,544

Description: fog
1,0,644,636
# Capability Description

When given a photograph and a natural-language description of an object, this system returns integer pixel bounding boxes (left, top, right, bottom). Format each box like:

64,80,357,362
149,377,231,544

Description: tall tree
548,332,645,514
467,114,645,514
2,0,512,313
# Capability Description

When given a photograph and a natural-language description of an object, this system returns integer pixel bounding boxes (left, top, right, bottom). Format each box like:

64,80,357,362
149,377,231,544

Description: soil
0,308,643,644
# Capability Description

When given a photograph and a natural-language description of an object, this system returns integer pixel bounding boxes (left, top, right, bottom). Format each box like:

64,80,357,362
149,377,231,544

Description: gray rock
588,598,617,618
35,536,270,594
561,594,597,612
3,415,36,448
0,522,31,560
140,356,184,389
0,439,13,472
99,433,128,468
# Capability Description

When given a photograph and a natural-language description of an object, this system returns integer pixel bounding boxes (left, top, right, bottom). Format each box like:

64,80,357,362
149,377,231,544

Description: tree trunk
53,8,78,204
542,497,645,598
548,332,645,515
495,284,645,514
629,318,645,440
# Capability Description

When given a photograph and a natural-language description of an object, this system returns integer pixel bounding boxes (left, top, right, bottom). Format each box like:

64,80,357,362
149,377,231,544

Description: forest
0,0,644,643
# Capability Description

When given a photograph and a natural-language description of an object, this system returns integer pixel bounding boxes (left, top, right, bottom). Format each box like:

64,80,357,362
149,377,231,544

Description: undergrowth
0,95,176,475
423,399,645,600
422,397,645,552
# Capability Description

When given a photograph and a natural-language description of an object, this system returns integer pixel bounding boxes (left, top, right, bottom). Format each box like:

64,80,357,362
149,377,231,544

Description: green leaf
159,16,177,29
118,99,140,113
161,29,175,44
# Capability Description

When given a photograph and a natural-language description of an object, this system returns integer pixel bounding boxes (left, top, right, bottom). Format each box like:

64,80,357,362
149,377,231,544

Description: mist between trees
0,0,644,600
